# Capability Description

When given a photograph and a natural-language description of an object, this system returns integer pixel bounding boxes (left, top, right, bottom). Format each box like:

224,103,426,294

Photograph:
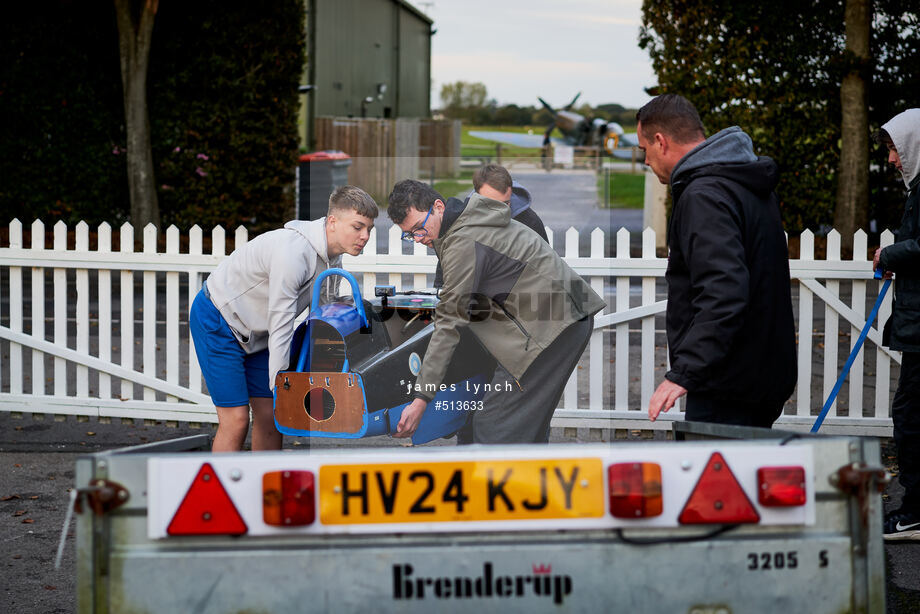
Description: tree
114,0,160,228
439,81,488,123
640,0,920,234
640,1,843,231
834,0,871,243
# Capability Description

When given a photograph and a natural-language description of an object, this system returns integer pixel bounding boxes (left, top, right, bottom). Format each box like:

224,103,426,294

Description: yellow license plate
319,458,604,524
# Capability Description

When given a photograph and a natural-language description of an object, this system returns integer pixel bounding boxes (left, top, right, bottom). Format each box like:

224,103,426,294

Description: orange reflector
757,466,806,507
263,470,316,526
679,452,760,525
608,462,663,518
167,463,247,536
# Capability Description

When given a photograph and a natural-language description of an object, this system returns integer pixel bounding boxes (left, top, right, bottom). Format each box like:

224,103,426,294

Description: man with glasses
387,179,605,443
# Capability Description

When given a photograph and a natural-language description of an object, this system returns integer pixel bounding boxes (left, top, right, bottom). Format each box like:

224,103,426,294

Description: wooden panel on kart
274,372,366,434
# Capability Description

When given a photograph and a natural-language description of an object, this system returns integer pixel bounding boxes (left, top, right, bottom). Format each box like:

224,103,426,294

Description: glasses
400,205,434,242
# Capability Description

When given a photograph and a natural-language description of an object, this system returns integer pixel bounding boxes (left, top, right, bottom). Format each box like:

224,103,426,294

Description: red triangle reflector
679,452,760,525
167,463,248,536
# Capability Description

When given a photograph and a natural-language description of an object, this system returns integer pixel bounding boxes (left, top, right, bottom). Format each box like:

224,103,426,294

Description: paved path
373,168,643,257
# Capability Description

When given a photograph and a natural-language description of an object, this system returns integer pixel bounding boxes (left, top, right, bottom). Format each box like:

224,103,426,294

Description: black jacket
513,206,549,243
434,189,548,288
880,183,920,352
665,127,797,406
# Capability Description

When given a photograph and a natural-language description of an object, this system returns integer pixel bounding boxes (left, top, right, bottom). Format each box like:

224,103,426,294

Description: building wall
310,0,431,124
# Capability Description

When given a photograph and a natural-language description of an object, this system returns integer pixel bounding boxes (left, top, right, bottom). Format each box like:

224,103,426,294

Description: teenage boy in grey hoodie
640,94,796,427
872,108,920,540
189,186,378,451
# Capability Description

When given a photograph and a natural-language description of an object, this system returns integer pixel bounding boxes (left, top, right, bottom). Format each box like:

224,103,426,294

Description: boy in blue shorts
189,186,378,451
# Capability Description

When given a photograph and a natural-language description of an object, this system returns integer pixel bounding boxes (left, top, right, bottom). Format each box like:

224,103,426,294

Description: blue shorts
189,287,272,407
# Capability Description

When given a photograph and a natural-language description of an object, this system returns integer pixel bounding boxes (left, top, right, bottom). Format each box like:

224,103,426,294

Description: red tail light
263,470,316,526
679,452,759,525
167,463,248,536
608,462,663,518
757,466,806,507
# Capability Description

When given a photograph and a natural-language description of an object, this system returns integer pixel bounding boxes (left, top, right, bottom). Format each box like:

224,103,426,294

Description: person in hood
189,186,378,451
473,164,548,242
387,179,605,443
432,164,548,290
640,94,796,427
872,108,920,540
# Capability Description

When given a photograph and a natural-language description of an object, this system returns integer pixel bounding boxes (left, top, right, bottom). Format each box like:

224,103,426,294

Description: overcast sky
423,0,657,111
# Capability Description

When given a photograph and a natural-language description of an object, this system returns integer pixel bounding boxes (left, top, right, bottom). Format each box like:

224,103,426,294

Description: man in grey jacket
387,179,605,443
189,186,378,451
872,109,920,540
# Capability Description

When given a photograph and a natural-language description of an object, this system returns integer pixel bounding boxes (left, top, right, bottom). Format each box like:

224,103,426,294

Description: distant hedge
0,1,305,233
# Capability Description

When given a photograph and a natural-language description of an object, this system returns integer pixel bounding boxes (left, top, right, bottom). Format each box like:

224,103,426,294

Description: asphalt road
371,167,644,257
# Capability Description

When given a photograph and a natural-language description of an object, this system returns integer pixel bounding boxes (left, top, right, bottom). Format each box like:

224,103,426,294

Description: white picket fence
0,220,899,436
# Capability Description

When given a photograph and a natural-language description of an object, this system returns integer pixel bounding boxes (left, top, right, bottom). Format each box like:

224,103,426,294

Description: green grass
598,172,645,209
462,125,544,159
432,169,475,200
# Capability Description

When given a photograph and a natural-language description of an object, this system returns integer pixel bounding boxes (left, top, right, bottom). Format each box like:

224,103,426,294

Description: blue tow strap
811,271,892,433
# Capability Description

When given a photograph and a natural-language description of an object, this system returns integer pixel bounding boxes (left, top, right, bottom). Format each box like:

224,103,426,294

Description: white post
166,225,180,402
563,227,581,410
848,230,868,415
875,230,896,417
588,228,606,411
822,231,840,416
30,220,45,395
797,230,815,416
9,220,23,395
143,224,157,401
53,221,68,397
120,223,135,400
641,228,657,413
75,222,89,398
188,225,203,395
388,225,403,291
98,223,112,399
614,228,630,411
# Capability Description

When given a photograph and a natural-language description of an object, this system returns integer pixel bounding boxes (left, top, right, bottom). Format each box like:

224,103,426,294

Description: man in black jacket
640,94,796,427
872,108,920,540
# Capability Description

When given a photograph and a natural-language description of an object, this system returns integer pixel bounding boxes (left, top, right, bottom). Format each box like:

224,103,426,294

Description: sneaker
883,509,920,541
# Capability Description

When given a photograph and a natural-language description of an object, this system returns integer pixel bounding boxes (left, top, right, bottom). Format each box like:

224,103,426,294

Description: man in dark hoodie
387,179,606,443
473,164,548,242
872,108,920,541
640,94,796,427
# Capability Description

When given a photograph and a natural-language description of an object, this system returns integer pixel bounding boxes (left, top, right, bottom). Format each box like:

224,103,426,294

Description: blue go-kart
273,268,495,444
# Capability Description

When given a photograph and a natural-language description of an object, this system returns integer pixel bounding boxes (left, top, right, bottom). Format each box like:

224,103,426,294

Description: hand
393,398,427,438
648,379,688,421
874,248,893,279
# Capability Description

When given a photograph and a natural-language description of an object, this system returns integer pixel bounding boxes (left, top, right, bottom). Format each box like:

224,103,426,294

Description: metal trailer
73,423,887,613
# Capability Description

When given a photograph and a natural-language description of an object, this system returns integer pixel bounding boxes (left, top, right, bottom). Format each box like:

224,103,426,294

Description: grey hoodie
882,108,920,189
204,218,341,390
671,126,758,186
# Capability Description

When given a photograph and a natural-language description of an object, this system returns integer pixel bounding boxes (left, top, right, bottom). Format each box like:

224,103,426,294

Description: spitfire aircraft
469,93,642,160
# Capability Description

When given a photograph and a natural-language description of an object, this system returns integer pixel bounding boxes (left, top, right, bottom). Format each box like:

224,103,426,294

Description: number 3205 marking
747,551,798,570
747,549,829,570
